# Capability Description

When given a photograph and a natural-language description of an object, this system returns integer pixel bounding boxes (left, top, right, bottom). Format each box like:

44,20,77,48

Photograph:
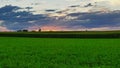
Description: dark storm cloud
0,5,21,13
0,5,51,30
66,11,120,28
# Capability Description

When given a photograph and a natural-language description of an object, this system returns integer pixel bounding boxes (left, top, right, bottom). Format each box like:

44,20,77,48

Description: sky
0,0,120,31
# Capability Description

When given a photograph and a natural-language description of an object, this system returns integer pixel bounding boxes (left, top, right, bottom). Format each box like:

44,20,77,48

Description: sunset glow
41,26,64,31
0,0,120,31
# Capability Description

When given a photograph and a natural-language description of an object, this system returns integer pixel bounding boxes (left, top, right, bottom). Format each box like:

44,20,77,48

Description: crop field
0,31,120,38
0,37,120,68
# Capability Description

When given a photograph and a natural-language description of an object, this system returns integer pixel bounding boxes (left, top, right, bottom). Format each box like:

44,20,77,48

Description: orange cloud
0,26,11,32
41,26,64,31
28,25,66,31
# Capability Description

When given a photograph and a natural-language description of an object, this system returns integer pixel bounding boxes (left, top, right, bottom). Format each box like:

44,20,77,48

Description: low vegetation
0,37,120,68
0,31,120,38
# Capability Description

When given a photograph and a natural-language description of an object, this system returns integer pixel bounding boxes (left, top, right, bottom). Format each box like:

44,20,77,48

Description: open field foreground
0,37,120,68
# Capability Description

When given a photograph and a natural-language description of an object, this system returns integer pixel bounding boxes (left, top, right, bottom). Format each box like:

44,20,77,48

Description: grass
0,37,120,68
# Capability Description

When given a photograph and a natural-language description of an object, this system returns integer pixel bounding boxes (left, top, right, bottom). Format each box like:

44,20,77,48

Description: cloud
45,9,56,12
0,5,50,30
27,25,68,31
31,3,41,5
89,0,120,10
45,10,120,31
0,26,11,32
65,0,78,2
0,5,120,31
84,3,93,7
40,26,64,31
25,7,33,10
88,27,120,31
69,5,80,8
0,5,21,13
62,10,120,30
0,20,4,26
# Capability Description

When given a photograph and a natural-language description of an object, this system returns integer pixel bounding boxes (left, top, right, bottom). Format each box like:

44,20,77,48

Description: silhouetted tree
23,30,28,32
38,28,41,32
17,30,22,32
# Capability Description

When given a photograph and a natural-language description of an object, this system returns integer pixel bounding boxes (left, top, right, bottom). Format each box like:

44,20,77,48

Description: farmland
0,31,120,38
0,37,120,68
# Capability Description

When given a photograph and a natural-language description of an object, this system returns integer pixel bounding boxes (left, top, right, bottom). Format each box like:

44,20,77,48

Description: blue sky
0,0,120,31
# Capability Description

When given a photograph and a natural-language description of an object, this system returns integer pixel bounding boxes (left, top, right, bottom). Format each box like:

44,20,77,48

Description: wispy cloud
84,3,93,7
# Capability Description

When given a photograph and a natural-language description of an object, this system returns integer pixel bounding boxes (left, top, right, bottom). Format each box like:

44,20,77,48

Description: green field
0,37,120,68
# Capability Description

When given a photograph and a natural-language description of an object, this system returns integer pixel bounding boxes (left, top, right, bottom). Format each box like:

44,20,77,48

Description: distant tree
17,29,28,32
22,30,28,32
17,30,22,32
31,30,36,32
38,28,41,32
